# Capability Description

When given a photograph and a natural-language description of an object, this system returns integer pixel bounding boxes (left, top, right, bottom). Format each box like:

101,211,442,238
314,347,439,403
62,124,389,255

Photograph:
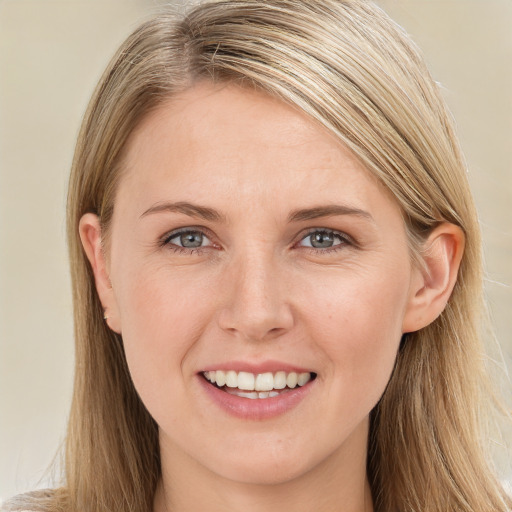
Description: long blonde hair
12,1,510,511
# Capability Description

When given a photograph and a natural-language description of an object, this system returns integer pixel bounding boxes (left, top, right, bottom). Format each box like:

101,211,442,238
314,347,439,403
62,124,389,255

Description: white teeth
225,388,259,399
286,372,298,388
225,370,238,388
274,371,287,389
255,372,274,391
203,369,313,394
237,371,255,391
215,370,226,387
297,372,311,386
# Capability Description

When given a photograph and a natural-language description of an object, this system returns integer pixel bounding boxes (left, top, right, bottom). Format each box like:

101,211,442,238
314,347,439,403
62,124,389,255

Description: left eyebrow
287,205,374,223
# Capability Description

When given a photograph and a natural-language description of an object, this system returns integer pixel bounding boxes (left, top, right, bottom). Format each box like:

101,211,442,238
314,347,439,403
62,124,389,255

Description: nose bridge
239,250,276,308
218,244,293,341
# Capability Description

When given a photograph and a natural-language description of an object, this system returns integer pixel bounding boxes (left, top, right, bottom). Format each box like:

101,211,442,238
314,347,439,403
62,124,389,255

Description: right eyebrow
140,201,226,222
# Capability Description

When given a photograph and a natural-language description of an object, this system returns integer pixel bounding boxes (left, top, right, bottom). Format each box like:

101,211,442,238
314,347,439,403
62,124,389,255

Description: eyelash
160,227,354,256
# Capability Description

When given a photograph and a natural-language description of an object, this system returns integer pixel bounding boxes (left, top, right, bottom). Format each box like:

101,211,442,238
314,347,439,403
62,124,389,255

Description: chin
221,459,311,486
204,438,325,486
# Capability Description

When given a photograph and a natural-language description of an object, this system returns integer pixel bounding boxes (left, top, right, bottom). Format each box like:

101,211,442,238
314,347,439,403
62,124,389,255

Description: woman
3,0,510,511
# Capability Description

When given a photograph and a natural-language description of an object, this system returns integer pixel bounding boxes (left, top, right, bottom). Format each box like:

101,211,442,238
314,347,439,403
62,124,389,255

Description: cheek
113,265,214,412
299,265,408,405
118,261,212,339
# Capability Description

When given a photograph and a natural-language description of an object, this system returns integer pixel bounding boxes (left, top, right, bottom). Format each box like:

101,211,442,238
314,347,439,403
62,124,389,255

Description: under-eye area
202,370,318,399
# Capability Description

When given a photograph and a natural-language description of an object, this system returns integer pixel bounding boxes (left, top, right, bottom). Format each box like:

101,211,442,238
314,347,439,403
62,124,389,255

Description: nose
217,251,294,342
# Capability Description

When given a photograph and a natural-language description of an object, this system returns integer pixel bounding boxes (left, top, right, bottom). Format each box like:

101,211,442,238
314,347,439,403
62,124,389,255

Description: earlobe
402,223,465,333
79,213,122,333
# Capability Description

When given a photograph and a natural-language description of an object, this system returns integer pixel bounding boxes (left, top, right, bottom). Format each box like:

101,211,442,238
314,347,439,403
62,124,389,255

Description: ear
402,223,465,333
79,213,122,333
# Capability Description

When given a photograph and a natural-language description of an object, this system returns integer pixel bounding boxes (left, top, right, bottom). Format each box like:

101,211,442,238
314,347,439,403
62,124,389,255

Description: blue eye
163,229,212,253
160,227,351,256
298,229,349,251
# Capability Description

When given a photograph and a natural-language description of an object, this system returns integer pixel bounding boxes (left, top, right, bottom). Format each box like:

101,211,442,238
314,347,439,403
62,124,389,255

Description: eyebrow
140,201,374,224
140,201,227,222
287,205,374,223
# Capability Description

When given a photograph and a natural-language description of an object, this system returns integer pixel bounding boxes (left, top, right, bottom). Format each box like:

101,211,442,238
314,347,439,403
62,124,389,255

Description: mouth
202,370,317,399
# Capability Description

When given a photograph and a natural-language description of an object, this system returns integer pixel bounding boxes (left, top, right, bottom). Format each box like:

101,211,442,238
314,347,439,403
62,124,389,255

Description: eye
298,229,350,252
162,228,213,253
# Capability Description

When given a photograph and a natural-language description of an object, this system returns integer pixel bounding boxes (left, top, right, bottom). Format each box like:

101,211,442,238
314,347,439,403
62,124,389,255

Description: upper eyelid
299,227,349,237
296,227,354,246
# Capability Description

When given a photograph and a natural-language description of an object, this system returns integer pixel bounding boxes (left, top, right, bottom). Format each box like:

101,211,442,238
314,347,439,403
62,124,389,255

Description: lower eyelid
170,246,207,255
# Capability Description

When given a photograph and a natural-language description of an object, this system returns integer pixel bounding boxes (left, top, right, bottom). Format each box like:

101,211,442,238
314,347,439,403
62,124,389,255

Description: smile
202,370,316,399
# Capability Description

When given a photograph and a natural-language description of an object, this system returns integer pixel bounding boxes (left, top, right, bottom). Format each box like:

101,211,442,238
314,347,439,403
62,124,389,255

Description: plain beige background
1,0,511,501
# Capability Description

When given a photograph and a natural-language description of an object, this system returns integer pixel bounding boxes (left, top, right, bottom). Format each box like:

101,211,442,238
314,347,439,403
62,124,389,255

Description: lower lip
197,375,316,420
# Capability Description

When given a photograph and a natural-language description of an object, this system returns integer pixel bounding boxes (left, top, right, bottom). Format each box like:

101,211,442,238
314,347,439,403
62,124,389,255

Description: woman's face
96,82,424,485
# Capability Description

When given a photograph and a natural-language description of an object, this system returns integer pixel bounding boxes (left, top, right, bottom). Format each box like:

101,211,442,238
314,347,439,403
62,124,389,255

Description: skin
80,82,464,512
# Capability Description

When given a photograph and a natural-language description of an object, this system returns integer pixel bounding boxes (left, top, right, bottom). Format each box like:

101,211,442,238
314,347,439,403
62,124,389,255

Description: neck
154,423,374,512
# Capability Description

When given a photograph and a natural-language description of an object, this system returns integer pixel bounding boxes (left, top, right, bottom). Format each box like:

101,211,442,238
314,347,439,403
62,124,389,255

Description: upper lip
200,360,315,375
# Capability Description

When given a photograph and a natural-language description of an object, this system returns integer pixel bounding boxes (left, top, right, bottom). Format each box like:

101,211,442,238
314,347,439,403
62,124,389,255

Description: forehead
126,82,348,167
117,81,397,218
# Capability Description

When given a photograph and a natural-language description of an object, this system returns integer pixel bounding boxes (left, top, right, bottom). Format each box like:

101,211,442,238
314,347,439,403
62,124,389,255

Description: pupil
180,232,203,248
311,231,333,248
